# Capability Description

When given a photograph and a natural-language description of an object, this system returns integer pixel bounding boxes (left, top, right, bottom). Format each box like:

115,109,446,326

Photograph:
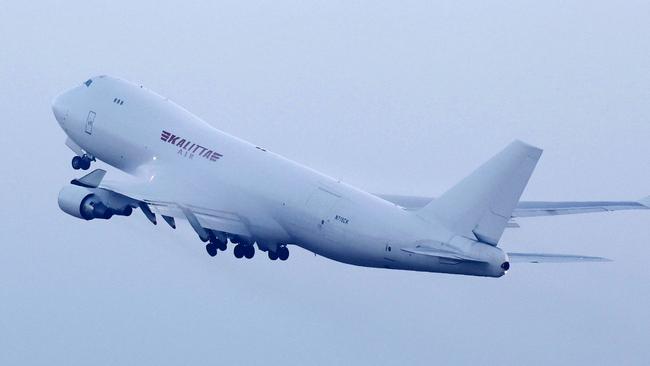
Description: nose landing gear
71,154,95,170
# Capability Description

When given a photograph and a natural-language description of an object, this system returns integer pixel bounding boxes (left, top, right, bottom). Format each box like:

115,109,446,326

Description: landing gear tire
71,155,92,170
244,245,255,259
206,243,218,257
71,156,82,170
234,244,244,259
217,240,227,251
278,246,289,261
80,157,91,170
268,251,278,261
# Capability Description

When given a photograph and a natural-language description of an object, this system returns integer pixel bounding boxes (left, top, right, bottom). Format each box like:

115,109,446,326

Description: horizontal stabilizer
508,252,611,263
376,194,650,218
513,200,650,217
401,244,486,263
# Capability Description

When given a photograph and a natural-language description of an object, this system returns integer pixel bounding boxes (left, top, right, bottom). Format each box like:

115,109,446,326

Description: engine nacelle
58,185,133,220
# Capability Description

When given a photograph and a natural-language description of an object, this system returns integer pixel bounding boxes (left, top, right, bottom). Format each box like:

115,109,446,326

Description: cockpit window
84,79,93,87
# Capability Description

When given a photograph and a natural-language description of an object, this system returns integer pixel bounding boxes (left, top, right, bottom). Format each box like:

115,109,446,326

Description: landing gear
244,245,255,259
71,155,93,170
268,246,289,261
268,250,278,261
205,231,227,257
234,244,255,259
206,243,218,257
278,246,289,261
233,244,244,259
203,230,227,258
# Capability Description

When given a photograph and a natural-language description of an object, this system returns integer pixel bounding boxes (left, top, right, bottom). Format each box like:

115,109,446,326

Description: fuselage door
85,111,96,135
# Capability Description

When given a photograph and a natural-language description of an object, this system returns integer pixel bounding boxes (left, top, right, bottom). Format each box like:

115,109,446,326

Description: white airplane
51,75,649,277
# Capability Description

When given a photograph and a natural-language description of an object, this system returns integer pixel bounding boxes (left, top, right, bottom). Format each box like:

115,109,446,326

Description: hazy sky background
1,1,649,365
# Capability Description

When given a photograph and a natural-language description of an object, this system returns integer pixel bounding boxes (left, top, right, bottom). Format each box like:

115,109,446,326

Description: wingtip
638,196,650,208
511,139,543,158
589,256,613,263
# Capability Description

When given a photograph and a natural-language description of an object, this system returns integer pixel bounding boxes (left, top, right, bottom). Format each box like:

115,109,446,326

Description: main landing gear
231,244,288,260
201,233,290,262
71,155,95,170
267,246,289,261
205,232,227,257
233,244,255,259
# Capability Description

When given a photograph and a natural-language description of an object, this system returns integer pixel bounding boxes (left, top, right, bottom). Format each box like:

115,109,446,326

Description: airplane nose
52,93,68,123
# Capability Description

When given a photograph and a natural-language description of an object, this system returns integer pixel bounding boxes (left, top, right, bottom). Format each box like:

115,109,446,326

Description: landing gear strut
71,155,94,170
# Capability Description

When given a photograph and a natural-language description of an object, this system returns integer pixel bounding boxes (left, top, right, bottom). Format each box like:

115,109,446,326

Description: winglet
71,169,106,188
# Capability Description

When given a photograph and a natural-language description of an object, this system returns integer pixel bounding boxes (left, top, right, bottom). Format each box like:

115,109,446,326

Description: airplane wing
93,170,253,239
376,194,650,218
507,252,611,263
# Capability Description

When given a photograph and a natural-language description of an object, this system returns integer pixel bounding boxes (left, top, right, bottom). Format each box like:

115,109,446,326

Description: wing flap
147,201,251,237
101,179,252,237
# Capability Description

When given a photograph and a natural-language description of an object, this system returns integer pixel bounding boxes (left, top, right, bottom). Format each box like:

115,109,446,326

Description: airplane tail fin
419,140,543,246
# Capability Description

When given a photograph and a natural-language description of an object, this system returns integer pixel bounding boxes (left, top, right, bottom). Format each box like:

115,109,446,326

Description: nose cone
51,93,68,124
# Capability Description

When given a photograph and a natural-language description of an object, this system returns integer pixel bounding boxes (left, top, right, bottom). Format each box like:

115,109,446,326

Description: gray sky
1,1,649,365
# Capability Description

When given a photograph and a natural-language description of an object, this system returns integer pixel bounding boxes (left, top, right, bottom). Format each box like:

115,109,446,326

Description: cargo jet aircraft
51,76,649,277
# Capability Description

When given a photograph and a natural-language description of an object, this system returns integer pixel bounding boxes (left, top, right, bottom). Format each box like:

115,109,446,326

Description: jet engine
58,184,133,220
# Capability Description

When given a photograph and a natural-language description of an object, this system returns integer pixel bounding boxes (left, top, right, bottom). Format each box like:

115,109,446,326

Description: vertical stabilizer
419,140,542,245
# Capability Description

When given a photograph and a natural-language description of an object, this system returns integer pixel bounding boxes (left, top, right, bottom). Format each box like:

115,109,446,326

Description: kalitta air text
160,130,223,162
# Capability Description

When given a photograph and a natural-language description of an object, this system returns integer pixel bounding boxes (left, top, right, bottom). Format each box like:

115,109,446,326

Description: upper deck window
84,79,93,87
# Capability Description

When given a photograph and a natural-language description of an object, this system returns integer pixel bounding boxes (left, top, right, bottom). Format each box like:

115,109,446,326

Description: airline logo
160,130,223,162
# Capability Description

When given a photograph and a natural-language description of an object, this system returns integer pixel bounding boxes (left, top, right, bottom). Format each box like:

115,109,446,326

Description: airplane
51,75,650,278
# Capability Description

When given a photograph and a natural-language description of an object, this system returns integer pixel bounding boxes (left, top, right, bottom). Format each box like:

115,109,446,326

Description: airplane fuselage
52,76,508,277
